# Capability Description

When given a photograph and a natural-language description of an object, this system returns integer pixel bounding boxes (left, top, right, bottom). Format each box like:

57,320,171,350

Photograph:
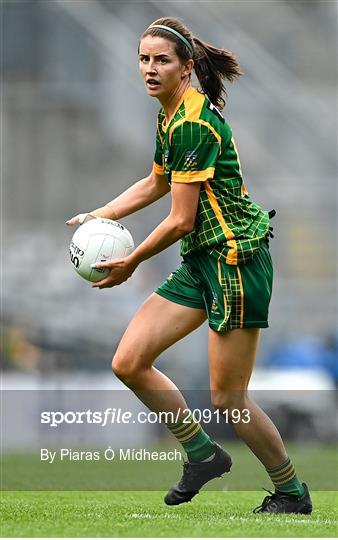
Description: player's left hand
91,256,137,289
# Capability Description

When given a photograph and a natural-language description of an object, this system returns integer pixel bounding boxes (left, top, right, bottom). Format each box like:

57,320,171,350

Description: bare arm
128,181,201,265
92,181,202,288
66,169,170,224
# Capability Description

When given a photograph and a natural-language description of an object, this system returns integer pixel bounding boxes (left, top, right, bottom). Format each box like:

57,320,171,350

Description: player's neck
160,81,191,124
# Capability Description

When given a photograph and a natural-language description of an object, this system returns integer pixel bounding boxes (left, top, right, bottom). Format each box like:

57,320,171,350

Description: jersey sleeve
169,121,220,183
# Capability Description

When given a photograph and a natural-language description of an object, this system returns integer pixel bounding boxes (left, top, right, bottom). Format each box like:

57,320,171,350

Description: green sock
166,413,215,461
267,457,305,497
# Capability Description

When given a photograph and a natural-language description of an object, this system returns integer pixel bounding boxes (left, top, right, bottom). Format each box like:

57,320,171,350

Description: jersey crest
183,150,198,170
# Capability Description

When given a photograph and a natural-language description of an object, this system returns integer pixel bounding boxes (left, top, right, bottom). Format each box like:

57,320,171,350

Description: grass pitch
1,490,337,537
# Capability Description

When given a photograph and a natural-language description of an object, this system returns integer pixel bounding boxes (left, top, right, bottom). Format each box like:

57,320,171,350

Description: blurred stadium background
1,0,337,452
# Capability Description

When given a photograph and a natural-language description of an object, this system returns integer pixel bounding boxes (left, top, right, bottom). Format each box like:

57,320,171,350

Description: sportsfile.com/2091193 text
40,407,251,427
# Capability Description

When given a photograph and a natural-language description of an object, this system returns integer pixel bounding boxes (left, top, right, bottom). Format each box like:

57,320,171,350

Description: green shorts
155,241,273,332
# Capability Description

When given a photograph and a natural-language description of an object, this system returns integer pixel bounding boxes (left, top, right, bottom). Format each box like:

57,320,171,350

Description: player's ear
181,59,194,79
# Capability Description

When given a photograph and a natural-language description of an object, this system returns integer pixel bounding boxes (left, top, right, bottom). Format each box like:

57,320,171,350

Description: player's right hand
65,213,96,226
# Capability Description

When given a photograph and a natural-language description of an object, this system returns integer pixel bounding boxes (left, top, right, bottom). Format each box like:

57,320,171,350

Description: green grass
1,490,337,537
1,443,337,536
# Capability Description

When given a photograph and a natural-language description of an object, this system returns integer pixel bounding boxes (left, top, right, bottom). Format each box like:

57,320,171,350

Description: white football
69,218,134,282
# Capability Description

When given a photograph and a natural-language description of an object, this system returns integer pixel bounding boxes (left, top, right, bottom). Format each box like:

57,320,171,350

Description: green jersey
153,86,270,265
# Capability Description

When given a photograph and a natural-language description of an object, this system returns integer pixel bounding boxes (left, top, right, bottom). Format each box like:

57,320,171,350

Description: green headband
148,24,194,56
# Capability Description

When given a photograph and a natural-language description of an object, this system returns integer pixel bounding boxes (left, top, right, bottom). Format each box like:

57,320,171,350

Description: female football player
67,17,311,514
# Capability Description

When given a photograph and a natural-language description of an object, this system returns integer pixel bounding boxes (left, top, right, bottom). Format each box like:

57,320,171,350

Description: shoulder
199,99,233,146
170,120,220,147
170,88,232,146
170,119,232,149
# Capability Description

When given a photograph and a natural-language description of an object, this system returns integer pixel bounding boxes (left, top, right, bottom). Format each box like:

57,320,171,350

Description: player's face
139,36,192,101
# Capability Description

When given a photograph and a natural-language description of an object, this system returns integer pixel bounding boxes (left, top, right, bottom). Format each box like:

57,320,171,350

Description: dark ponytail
193,37,242,109
141,17,242,110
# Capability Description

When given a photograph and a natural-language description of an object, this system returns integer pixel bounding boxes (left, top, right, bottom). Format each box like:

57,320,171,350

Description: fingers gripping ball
69,218,134,282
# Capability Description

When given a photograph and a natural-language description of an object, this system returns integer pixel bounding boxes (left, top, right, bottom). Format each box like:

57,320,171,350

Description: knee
111,348,149,386
111,352,135,384
211,389,248,414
